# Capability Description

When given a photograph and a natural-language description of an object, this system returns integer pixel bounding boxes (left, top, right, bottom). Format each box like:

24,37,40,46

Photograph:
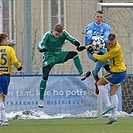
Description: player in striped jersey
37,24,91,108
0,33,22,126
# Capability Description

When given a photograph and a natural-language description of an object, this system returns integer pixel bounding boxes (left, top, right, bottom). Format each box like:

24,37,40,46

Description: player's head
94,10,103,25
53,24,63,38
0,33,9,45
108,34,116,48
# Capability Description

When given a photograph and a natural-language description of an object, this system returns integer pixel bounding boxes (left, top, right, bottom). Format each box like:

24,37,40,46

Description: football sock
98,85,111,107
110,95,118,118
0,100,8,122
0,109,1,121
73,55,83,75
40,79,47,100
3,100,5,106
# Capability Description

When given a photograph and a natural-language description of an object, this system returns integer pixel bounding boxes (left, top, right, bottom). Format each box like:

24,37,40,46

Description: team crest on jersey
44,61,48,66
100,29,104,33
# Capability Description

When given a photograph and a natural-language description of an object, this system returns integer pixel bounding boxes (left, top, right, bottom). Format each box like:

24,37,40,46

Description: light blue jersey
85,22,110,45
84,22,110,76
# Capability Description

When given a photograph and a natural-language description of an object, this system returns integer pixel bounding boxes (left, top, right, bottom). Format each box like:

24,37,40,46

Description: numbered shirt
0,44,21,75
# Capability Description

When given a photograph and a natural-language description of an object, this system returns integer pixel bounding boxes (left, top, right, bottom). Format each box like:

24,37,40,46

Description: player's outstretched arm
77,44,92,51
85,44,92,49
77,46,85,51
87,46,94,54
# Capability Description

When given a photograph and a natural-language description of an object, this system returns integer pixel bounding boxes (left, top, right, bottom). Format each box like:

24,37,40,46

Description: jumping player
37,24,91,108
88,34,126,124
77,10,110,94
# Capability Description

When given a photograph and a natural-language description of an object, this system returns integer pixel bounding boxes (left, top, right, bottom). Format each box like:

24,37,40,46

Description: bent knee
72,51,78,57
42,75,48,80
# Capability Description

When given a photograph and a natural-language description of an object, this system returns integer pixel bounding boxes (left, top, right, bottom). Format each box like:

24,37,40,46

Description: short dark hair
96,10,103,14
108,34,116,41
53,24,63,33
0,33,8,44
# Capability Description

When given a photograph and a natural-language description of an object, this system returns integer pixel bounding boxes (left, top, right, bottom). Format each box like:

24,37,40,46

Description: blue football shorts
103,70,126,86
0,74,10,95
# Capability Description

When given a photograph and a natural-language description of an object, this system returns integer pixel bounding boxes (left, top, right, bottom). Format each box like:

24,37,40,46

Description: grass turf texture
0,117,132,133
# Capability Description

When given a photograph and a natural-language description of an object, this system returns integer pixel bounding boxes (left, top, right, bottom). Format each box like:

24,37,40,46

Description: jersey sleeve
93,48,118,62
10,47,22,68
103,24,110,44
86,24,93,41
37,32,49,51
63,30,78,45
85,23,95,45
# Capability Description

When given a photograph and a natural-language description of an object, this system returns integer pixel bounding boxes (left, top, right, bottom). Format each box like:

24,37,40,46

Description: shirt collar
0,44,5,46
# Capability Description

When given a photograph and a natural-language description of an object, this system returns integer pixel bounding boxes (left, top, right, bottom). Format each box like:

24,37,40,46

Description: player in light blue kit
85,10,110,81
77,10,110,94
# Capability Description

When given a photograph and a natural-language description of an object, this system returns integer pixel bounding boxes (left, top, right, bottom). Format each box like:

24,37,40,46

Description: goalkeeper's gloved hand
75,41,80,47
92,36,97,41
97,37,104,42
39,48,47,53
87,46,94,54
77,46,86,51
17,66,22,71
92,36,104,42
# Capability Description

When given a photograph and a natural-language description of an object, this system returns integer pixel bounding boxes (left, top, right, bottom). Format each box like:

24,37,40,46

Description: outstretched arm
64,30,79,46
77,44,92,51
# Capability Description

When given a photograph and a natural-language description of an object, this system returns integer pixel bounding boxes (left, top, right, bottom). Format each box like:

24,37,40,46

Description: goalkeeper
77,10,110,94
37,24,91,108
88,34,126,124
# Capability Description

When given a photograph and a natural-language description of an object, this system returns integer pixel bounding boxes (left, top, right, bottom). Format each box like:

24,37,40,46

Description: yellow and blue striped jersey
93,41,126,72
0,44,22,75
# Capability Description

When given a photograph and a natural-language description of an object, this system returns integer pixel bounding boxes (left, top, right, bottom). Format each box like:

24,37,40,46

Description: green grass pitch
0,117,132,133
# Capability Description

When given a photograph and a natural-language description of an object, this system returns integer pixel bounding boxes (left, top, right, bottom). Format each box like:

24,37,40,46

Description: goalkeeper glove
39,48,47,53
77,46,86,51
97,37,104,42
75,41,80,47
87,46,94,54
92,36,104,42
17,66,22,71
92,36,97,41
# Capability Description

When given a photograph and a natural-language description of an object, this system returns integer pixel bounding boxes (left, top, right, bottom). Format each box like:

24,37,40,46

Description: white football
92,37,105,51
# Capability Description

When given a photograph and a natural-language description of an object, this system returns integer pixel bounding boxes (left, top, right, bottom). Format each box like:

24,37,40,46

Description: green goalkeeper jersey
37,30,78,52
